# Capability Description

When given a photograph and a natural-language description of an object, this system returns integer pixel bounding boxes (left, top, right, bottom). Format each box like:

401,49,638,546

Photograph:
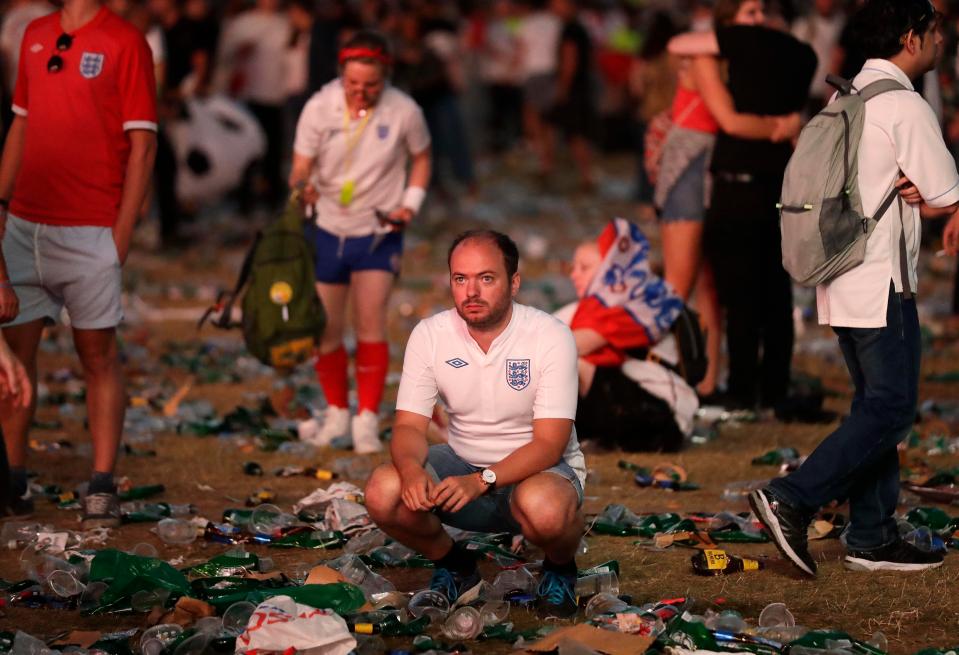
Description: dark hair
852,0,939,59
448,230,520,278
639,11,678,59
713,0,750,27
339,29,393,71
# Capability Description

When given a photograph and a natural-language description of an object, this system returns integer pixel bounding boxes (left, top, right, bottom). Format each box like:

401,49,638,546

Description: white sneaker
351,410,383,454
298,406,350,447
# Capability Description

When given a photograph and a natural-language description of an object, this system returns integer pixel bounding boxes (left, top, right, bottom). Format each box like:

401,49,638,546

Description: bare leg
315,282,349,354
577,358,596,397
0,321,44,470
365,463,453,559
569,135,595,190
72,327,124,475
694,261,723,396
350,270,393,343
661,220,704,300
510,472,582,564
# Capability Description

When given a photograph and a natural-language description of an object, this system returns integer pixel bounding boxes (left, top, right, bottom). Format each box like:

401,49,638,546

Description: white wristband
401,186,427,215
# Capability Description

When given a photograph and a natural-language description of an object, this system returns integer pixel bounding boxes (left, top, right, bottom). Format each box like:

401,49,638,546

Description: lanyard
341,106,373,179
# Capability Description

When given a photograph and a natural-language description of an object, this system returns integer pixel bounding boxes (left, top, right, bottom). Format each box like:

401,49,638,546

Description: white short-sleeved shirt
518,11,561,78
816,59,959,328
396,303,586,487
216,11,291,105
293,79,431,238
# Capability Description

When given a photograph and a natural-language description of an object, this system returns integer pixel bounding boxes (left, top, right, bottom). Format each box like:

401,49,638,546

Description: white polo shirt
293,79,431,238
816,59,959,328
396,302,586,487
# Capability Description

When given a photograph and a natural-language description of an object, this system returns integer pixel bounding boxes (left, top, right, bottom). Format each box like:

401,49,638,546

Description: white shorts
1,214,123,330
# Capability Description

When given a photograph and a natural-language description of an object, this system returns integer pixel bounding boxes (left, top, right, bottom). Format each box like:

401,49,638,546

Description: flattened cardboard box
514,623,653,655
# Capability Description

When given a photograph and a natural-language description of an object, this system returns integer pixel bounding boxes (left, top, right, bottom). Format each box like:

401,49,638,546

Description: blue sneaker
429,566,482,604
536,570,578,618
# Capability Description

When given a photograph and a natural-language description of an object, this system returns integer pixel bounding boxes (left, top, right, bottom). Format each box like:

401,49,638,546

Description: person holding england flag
289,30,431,455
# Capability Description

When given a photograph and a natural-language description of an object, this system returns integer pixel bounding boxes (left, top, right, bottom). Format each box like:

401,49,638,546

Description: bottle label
741,558,760,571
703,549,729,570
354,623,375,634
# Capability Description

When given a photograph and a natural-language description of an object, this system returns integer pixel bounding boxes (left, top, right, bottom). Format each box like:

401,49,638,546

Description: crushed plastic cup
337,555,395,597
157,518,197,545
78,580,108,613
44,569,85,598
172,632,210,655
408,589,451,621
222,600,256,636
371,590,411,610
194,616,224,634
758,602,795,628
584,592,629,619
249,503,298,535
288,562,313,585
140,623,183,651
131,588,171,613
574,571,619,598
479,600,510,626
491,567,537,598
129,542,159,558
442,606,483,640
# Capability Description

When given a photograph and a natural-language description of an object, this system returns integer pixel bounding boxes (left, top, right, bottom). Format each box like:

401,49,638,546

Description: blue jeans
424,444,583,535
769,284,919,550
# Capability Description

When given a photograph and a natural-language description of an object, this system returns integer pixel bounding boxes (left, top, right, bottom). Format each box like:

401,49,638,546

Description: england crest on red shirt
79,52,105,78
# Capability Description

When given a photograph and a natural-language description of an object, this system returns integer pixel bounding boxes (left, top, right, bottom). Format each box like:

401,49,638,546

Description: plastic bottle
691,549,764,575
574,571,619,597
751,447,800,466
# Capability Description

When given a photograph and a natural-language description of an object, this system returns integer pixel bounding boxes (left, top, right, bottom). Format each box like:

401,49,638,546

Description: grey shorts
424,444,583,535
1,214,123,330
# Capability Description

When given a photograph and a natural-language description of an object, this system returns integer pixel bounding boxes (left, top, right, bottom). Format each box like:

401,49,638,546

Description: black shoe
749,488,816,576
845,540,944,572
535,569,578,618
429,566,482,604
0,493,34,520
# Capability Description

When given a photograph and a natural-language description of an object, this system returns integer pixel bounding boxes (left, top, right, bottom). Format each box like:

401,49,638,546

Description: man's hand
0,284,17,324
430,473,486,513
897,175,923,205
944,209,959,256
0,337,30,408
300,183,319,205
399,465,435,512
112,226,132,265
386,206,413,230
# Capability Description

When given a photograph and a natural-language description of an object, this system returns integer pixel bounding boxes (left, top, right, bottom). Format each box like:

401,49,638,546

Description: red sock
314,347,348,409
356,341,389,414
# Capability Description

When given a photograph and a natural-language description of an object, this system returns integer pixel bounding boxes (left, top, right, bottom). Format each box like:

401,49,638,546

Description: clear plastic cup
249,504,297,535
157,518,197,546
491,567,536,598
140,624,184,655
194,616,223,635
371,591,411,611
78,580,109,613
758,602,796,628
442,606,483,640
574,571,619,598
129,542,159,558
222,600,257,636
708,609,747,633
408,589,451,621
288,562,313,585
44,569,85,598
479,600,510,626
584,592,629,619
172,632,210,655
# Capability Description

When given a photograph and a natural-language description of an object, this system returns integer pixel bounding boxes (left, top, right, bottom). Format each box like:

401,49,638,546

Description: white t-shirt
216,10,291,105
791,12,844,100
0,1,52,90
517,11,560,78
396,303,586,487
816,59,959,328
293,79,431,238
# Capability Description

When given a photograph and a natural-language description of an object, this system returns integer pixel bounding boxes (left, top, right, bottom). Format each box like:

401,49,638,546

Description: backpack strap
197,231,262,331
858,78,910,101
897,194,914,299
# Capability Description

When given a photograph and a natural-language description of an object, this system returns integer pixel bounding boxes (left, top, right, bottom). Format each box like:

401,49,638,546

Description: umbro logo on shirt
445,358,468,369
30,43,43,53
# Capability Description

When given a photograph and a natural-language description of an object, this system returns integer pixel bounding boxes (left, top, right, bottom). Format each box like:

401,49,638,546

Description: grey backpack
780,75,911,288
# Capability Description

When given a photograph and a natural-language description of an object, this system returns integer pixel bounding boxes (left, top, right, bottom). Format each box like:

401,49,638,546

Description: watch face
482,469,496,485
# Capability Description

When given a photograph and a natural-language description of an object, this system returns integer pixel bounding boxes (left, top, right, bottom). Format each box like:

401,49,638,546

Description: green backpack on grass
200,193,325,369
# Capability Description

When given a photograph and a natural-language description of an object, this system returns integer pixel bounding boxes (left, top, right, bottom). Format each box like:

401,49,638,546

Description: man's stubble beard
456,294,512,330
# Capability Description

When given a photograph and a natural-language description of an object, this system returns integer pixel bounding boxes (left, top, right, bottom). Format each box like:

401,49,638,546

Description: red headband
339,47,392,67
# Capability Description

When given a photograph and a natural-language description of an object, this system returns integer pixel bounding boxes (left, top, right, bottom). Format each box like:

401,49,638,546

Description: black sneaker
429,566,482,604
845,540,944,572
535,570,578,618
749,488,817,576
81,492,121,529
0,494,34,520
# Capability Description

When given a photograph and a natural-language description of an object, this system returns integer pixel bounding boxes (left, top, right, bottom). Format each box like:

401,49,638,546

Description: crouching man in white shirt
365,229,586,617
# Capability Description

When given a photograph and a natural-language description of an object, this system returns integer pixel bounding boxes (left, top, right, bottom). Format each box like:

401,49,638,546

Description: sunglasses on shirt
47,33,74,73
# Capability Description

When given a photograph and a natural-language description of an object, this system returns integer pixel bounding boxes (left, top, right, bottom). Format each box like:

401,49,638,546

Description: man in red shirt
0,0,156,527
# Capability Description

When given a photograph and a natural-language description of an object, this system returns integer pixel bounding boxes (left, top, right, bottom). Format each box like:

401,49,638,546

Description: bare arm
486,418,572,487
391,409,436,511
288,151,319,204
407,148,431,192
668,31,719,57
113,130,157,264
0,116,25,320
573,327,606,356
556,40,577,101
691,56,785,140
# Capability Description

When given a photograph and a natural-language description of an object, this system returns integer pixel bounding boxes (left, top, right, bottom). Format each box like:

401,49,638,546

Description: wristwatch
480,468,497,492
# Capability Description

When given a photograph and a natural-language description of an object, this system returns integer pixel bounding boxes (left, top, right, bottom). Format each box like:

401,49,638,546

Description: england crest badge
377,124,389,140
79,52,105,79
506,359,530,390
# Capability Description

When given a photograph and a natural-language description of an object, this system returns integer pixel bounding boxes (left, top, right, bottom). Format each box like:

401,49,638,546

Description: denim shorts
660,151,708,223
424,444,583,534
305,223,403,284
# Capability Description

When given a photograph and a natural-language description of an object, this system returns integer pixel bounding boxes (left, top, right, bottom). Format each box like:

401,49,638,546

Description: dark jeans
242,101,285,211
705,178,793,408
423,93,475,187
770,284,919,550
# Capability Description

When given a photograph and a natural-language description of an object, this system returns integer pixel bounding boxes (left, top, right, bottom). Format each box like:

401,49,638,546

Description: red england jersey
10,6,157,227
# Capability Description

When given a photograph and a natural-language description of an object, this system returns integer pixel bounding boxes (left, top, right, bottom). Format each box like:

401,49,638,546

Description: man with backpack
751,0,959,575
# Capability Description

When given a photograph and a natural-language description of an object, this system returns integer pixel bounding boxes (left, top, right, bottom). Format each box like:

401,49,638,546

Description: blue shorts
660,151,708,223
305,224,403,284
424,444,583,534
